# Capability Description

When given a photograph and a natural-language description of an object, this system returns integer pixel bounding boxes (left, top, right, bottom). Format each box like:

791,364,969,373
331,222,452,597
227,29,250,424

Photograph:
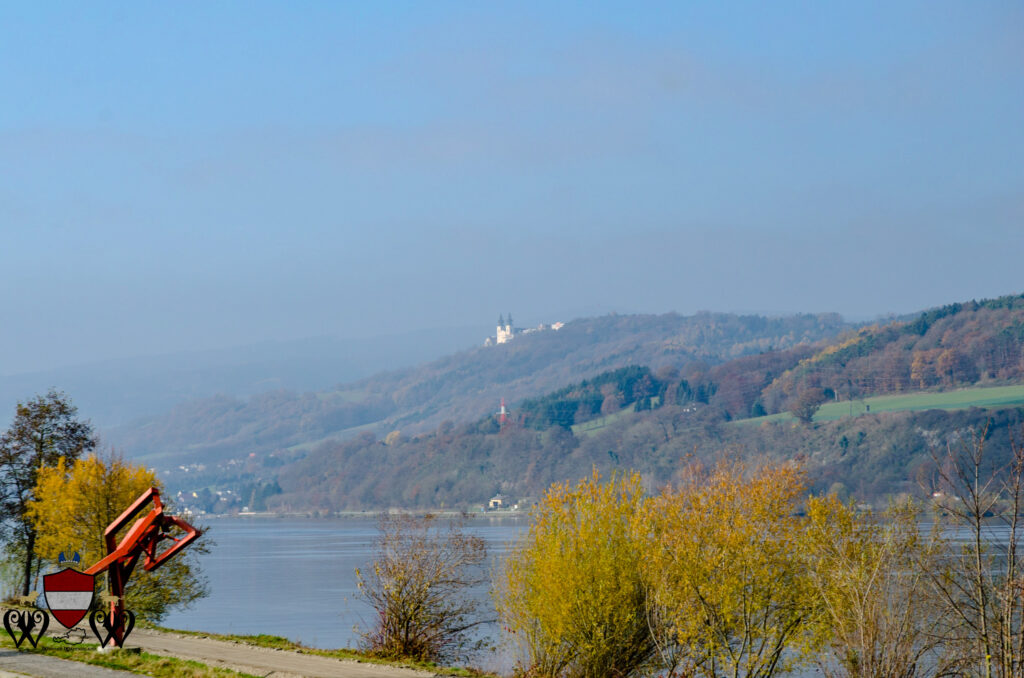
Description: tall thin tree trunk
21,529,35,597
971,454,993,678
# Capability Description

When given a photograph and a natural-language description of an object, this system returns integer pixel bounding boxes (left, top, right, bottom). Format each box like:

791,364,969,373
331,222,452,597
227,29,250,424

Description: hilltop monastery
485,314,564,346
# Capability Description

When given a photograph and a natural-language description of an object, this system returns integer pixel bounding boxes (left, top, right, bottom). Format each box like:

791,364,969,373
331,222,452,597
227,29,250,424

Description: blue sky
2,2,1022,373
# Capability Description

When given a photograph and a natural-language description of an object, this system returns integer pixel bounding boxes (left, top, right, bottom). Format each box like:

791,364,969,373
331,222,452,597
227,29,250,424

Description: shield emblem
43,568,95,629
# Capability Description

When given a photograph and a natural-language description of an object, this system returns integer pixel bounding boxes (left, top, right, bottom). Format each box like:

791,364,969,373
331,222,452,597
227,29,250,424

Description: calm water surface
162,516,527,651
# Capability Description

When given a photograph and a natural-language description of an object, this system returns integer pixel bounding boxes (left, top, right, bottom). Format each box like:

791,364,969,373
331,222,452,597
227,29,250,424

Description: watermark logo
2,609,48,648
43,567,95,629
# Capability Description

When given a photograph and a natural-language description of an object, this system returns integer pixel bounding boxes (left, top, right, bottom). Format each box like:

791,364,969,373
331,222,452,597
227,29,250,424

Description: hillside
213,293,1024,514
111,293,1024,514
588,294,1024,426
261,401,1023,512
760,295,1024,413
108,311,848,465
742,384,1024,424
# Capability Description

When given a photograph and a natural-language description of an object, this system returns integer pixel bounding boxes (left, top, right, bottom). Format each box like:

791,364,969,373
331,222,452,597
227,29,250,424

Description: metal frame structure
84,487,201,646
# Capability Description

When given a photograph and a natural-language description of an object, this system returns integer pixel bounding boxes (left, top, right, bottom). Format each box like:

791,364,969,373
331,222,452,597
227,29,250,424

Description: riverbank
190,509,529,520
0,619,497,678
158,516,523,662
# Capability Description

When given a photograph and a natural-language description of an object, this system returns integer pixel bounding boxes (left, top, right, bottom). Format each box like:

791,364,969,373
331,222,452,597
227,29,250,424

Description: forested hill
259,294,1024,513
353,311,846,431
267,398,1024,512
758,294,1024,415
108,311,848,463
582,294,1024,425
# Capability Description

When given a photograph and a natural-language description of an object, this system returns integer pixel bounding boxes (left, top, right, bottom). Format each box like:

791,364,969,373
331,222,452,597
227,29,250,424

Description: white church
485,314,563,346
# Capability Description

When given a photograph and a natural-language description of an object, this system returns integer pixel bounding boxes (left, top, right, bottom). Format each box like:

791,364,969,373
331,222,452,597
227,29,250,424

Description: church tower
496,313,514,344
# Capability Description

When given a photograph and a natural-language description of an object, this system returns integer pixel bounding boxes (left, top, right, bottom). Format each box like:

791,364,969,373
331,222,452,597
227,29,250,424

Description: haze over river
162,516,527,660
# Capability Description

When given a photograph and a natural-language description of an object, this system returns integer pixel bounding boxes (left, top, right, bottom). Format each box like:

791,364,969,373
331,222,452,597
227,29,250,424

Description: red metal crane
84,487,201,646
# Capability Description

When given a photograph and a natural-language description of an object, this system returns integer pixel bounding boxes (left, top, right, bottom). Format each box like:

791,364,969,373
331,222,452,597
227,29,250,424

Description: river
161,515,528,664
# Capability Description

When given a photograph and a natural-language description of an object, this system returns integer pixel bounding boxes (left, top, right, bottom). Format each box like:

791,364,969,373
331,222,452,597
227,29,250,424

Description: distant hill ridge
258,293,1024,513
108,310,850,464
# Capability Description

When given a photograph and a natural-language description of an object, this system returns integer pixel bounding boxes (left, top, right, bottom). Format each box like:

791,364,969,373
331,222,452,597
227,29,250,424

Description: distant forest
113,294,1024,514
656,295,1024,422
265,401,1023,513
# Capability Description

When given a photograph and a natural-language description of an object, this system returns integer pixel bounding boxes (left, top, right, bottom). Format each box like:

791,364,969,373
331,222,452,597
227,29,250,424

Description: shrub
645,463,830,678
355,513,487,662
494,470,655,678
805,498,954,678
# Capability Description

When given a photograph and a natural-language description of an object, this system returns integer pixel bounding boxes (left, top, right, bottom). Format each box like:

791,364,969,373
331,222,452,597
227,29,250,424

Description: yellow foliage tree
804,497,954,678
498,463,939,678
645,463,829,678
28,454,156,564
26,453,208,621
495,469,655,678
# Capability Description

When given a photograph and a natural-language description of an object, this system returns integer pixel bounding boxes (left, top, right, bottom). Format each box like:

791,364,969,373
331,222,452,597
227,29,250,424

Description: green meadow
740,384,1024,425
572,407,640,437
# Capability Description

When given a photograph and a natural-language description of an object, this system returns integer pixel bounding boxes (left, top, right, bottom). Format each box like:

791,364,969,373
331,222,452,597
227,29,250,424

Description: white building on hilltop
485,314,563,346
483,314,514,346
496,313,514,344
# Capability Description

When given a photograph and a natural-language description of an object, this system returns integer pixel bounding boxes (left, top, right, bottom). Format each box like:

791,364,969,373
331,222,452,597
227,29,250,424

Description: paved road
0,649,139,678
1,622,437,678
127,628,435,678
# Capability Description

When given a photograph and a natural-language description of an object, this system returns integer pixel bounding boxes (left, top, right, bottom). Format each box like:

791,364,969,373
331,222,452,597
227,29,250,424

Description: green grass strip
0,633,258,677
737,384,1024,425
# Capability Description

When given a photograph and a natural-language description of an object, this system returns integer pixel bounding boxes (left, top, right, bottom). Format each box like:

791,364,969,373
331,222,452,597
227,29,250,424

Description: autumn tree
805,498,955,678
495,470,655,678
0,390,97,596
26,452,209,621
926,424,1024,678
645,463,830,678
789,388,827,425
355,513,487,662
911,351,937,389
600,383,625,416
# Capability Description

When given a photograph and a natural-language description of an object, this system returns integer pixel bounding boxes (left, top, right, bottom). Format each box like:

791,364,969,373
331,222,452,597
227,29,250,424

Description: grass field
571,407,636,437
572,396,663,437
739,384,1024,425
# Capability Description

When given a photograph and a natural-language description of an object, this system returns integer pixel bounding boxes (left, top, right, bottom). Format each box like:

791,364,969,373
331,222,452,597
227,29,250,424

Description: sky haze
2,2,1021,374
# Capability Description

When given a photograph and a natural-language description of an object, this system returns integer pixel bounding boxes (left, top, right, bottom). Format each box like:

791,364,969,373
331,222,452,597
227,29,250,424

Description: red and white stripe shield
43,568,95,629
